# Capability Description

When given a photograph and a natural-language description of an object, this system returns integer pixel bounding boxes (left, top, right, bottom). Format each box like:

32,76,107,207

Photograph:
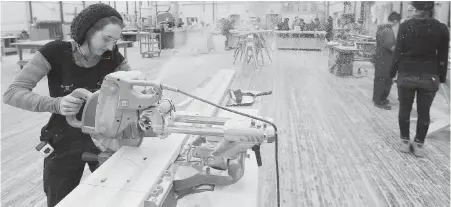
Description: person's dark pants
398,87,437,143
326,31,333,41
373,76,393,105
43,131,100,207
224,33,231,49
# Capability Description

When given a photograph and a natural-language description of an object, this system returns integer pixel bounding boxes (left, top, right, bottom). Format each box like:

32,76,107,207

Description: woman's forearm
3,52,62,114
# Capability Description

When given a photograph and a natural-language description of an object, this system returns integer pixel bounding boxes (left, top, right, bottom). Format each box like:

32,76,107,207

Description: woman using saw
3,3,131,207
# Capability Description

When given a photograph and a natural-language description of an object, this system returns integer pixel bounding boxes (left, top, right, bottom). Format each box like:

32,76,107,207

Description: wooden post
114,1,116,9
126,1,129,14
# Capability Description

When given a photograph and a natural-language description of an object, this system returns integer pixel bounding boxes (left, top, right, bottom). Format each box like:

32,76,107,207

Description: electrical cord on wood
163,84,281,207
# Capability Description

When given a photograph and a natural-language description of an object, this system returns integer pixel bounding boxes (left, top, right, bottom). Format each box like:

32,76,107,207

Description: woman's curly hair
70,3,123,45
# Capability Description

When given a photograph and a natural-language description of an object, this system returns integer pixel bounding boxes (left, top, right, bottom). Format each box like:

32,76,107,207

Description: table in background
1,35,19,56
274,31,326,50
228,29,273,49
11,39,132,69
327,45,358,77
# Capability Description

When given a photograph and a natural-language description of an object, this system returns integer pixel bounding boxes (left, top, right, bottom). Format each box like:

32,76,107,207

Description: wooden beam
55,69,236,207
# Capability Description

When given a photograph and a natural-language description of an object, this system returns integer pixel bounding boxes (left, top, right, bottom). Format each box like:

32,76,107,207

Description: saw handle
252,145,262,167
66,88,92,128
120,79,164,107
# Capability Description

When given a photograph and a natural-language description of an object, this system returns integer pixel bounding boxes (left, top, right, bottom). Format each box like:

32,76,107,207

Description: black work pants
43,130,100,207
398,87,437,143
224,33,231,48
373,76,393,105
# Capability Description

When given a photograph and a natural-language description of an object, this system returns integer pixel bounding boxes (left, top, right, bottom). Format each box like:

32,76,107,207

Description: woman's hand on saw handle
59,94,84,116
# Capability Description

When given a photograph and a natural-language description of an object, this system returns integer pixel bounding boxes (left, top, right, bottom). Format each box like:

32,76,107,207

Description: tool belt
396,61,440,92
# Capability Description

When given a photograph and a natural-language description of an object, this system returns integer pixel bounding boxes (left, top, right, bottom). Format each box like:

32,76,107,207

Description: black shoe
374,102,392,110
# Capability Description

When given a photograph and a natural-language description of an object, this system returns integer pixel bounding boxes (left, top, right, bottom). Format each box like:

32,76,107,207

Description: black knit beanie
70,3,123,45
411,1,435,11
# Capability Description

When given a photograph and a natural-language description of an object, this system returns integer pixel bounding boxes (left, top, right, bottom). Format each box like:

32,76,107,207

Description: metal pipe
174,115,228,125
28,1,33,24
399,2,403,17
153,125,225,137
59,1,64,23
448,1,450,27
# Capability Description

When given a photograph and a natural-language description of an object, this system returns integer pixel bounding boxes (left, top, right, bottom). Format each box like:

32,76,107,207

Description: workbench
354,41,376,59
327,45,358,77
11,39,132,69
274,31,326,50
1,35,19,56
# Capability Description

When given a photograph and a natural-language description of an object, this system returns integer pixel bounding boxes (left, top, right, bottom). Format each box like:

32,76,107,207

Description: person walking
221,16,235,50
325,16,334,41
372,12,401,110
3,3,131,206
292,16,299,30
390,1,449,157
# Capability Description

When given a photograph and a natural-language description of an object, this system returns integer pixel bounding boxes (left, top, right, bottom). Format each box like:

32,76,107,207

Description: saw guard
66,88,99,134
66,88,145,152
84,94,145,152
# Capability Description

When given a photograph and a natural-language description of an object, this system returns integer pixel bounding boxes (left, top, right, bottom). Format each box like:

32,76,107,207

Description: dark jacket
221,20,234,35
277,21,289,31
389,18,449,83
373,24,396,77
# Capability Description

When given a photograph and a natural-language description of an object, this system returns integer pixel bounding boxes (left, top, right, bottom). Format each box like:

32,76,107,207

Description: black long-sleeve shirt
390,18,449,83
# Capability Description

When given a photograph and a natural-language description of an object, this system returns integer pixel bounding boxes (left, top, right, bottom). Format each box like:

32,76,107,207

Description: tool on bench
64,70,280,207
227,89,272,107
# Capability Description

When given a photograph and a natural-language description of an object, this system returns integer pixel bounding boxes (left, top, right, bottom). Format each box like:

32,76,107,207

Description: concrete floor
1,33,449,207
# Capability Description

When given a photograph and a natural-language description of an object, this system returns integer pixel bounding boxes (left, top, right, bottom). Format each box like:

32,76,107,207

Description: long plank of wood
56,69,235,207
